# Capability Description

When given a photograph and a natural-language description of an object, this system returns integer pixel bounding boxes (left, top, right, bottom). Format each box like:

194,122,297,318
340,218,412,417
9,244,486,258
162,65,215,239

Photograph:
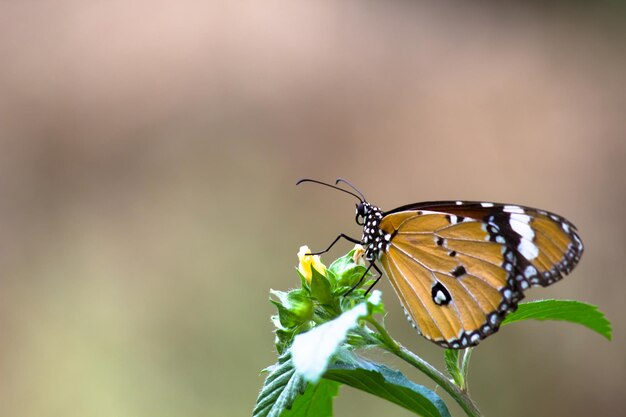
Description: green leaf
253,353,307,417
291,301,370,383
328,249,358,275
281,379,339,417
502,299,612,340
328,249,369,288
287,290,314,321
291,292,383,383
310,267,332,305
443,349,462,388
271,300,302,329
324,361,451,417
271,289,314,324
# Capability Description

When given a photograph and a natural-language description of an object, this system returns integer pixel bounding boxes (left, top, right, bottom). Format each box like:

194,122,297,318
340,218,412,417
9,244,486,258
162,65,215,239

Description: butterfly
297,178,584,349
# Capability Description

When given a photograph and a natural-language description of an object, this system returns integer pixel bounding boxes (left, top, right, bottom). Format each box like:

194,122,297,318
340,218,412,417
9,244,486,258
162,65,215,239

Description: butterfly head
355,202,368,225
296,178,390,260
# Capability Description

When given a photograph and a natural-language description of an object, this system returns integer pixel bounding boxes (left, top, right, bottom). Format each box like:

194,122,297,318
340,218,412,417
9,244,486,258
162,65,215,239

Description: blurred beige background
0,1,624,416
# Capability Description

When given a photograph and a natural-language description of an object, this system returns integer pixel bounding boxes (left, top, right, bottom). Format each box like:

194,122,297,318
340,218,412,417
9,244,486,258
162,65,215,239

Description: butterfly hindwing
378,202,583,348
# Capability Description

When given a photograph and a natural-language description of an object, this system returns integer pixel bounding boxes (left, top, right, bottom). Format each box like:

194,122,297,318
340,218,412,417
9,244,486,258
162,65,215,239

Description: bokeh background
1,1,624,416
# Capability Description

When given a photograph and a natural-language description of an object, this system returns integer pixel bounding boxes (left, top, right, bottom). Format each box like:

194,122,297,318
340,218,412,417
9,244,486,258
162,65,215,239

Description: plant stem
395,345,482,417
460,348,473,392
366,318,483,417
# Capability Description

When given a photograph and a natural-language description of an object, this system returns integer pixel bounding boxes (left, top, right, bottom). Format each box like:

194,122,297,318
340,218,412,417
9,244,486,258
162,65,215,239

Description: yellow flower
352,244,366,266
297,245,327,283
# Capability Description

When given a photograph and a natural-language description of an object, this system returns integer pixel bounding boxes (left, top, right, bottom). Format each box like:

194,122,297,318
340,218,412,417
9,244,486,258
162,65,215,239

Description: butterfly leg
307,233,361,256
363,263,383,296
344,262,383,297
343,262,373,296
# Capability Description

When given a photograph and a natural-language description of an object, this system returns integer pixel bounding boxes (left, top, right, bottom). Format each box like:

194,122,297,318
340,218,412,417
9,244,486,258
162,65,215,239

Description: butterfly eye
355,203,366,225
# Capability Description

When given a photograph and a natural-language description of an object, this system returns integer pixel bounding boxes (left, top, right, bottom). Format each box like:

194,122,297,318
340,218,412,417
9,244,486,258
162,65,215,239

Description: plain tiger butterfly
297,178,583,349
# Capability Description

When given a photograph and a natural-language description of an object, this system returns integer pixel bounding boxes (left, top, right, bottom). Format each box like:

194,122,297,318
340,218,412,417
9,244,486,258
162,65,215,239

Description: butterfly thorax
358,202,391,261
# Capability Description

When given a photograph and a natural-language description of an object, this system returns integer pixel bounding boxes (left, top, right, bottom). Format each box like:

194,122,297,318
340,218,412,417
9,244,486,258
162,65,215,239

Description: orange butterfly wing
378,205,582,348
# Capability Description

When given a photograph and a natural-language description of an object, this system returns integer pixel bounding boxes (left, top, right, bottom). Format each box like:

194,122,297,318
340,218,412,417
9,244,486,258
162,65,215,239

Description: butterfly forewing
388,201,583,285
378,202,583,348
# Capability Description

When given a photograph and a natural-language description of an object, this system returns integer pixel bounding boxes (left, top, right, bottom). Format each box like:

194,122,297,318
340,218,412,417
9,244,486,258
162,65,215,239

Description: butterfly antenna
335,178,366,202
296,178,364,202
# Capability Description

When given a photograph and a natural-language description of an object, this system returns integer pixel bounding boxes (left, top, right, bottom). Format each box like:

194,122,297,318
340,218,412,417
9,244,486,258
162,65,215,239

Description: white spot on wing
510,213,531,224
434,290,447,305
455,201,463,205
562,222,570,233
480,202,494,208
524,265,537,278
504,205,524,214
510,215,535,241
518,239,539,260
575,235,583,249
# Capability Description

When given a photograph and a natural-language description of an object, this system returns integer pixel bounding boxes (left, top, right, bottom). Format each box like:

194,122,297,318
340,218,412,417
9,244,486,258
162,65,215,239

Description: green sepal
270,290,313,323
310,267,333,305
287,290,314,322
271,300,302,329
328,249,369,288
295,269,310,292
325,268,338,287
